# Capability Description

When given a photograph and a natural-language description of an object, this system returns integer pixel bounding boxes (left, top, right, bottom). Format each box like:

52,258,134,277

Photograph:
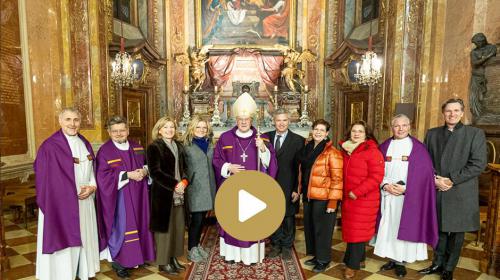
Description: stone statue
469,33,497,117
175,45,213,92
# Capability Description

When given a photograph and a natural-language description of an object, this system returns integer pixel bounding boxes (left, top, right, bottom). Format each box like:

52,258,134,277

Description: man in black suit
265,108,305,260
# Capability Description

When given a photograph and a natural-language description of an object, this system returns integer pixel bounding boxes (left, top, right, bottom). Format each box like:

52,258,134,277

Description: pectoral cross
240,152,248,163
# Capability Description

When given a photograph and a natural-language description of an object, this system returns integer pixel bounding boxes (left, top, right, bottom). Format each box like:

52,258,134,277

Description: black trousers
343,242,366,270
270,215,296,248
188,211,207,250
303,200,337,263
433,231,465,271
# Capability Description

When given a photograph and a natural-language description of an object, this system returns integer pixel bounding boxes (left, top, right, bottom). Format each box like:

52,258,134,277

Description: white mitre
233,92,257,118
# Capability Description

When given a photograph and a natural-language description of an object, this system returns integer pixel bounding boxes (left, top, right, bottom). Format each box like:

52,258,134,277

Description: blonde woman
146,117,187,275
182,116,216,262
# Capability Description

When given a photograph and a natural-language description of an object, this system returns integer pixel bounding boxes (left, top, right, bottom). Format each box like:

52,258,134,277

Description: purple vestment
212,126,278,247
96,140,155,268
378,136,439,247
34,129,95,254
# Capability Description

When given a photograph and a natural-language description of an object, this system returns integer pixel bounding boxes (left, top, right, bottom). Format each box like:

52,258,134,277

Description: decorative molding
104,0,113,43
378,0,397,133
153,0,160,50
69,0,94,128
98,0,109,123
331,0,339,50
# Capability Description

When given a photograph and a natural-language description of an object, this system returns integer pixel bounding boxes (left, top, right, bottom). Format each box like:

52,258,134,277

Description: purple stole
96,140,155,267
378,136,439,247
34,130,95,254
212,126,278,247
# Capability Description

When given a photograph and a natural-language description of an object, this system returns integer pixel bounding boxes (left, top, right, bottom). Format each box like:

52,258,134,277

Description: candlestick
180,85,191,127
211,88,224,127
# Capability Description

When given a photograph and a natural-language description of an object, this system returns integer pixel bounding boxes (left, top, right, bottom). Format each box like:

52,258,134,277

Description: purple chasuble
96,140,155,268
34,130,95,254
212,126,278,247
378,136,438,247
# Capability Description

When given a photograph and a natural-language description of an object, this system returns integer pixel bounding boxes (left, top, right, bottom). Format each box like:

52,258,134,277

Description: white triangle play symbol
238,189,267,222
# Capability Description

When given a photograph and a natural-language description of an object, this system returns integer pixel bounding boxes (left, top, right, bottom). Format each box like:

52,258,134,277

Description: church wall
416,0,499,137
0,0,111,180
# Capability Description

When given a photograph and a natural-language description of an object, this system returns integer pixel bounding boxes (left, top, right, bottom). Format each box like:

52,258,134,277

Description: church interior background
1,0,500,279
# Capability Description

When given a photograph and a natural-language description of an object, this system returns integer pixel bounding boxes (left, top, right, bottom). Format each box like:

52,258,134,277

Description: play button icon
238,190,267,222
215,171,285,241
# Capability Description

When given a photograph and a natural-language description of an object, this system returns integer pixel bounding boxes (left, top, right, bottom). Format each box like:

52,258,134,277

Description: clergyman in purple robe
372,114,438,278
212,92,278,265
34,108,100,280
96,116,155,278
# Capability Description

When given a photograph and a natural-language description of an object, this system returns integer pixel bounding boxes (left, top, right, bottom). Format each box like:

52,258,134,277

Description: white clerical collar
63,133,79,142
236,129,253,138
113,140,130,151
393,136,411,142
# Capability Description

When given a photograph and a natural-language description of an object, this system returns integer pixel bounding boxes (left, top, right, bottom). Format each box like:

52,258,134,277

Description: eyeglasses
110,129,127,134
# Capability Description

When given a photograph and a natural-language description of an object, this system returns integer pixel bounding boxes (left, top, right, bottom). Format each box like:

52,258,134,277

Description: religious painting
113,0,133,24
127,100,141,127
196,0,296,48
350,101,364,124
361,0,379,23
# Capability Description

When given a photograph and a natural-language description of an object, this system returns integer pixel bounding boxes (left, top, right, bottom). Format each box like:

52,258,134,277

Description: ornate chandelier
111,38,137,87
355,49,382,86
111,0,136,88
354,7,382,87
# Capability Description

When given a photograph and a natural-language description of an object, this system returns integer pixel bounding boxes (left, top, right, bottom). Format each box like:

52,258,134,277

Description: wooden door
344,91,369,132
121,88,148,146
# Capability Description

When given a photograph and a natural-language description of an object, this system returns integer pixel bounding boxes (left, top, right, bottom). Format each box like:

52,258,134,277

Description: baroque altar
175,46,317,130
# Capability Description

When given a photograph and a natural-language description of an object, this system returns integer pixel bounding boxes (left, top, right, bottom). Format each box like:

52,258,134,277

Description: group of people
35,112,217,279
34,93,486,280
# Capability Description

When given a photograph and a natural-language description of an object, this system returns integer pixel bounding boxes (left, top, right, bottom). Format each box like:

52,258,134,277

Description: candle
274,85,278,91
304,85,309,91
215,85,218,92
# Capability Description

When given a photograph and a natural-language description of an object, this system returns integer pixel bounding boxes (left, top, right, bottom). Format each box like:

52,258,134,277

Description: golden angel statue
276,45,317,93
175,45,212,91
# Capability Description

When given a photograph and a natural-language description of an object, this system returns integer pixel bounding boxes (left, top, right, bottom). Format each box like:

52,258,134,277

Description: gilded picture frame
195,0,297,49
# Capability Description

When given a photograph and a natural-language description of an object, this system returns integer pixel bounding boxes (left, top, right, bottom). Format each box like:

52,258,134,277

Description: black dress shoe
418,264,443,274
159,264,179,275
112,262,130,278
224,260,235,264
381,261,396,271
394,265,407,278
268,245,281,258
312,262,329,273
171,257,186,270
441,270,453,280
304,257,318,266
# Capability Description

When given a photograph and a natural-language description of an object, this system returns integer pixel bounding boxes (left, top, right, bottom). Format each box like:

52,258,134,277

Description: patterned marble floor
2,212,499,280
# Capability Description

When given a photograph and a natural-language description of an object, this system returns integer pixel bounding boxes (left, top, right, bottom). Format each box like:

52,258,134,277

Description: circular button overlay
214,170,285,241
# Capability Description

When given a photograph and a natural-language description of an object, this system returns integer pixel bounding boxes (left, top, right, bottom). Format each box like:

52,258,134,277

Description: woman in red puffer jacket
340,120,385,279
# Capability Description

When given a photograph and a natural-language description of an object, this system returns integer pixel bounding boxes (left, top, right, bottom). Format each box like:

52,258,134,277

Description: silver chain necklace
235,137,253,163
